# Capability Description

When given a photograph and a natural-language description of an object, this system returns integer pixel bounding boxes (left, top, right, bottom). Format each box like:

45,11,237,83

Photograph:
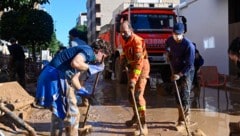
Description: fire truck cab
101,2,184,85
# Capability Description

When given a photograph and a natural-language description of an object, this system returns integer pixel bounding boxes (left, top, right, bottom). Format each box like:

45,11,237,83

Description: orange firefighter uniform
120,33,150,127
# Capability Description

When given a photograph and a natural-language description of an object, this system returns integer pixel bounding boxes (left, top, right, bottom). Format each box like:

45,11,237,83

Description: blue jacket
165,36,195,75
70,37,87,47
36,44,96,119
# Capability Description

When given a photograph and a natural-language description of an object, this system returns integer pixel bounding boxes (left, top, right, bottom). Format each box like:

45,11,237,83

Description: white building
77,12,87,26
176,0,231,75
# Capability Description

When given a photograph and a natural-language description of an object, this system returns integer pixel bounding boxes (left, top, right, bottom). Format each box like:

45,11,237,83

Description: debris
191,128,207,136
0,102,36,136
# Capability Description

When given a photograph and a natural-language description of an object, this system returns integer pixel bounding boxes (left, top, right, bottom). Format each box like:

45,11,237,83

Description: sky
43,0,87,46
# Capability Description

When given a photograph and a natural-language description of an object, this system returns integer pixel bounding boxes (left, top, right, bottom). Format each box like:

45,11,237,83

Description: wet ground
81,75,240,136
1,74,240,135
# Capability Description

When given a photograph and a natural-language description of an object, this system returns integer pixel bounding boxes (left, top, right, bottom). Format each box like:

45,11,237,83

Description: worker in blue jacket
165,22,195,131
35,39,110,136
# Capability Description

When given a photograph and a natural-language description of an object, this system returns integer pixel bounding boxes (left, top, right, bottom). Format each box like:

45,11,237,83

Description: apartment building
77,12,87,26
86,0,126,44
86,0,179,44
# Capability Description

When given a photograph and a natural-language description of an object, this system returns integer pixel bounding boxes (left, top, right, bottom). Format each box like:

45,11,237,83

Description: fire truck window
131,14,174,30
131,14,150,30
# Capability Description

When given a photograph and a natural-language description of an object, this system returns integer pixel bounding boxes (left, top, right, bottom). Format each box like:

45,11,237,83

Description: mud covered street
0,74,240,135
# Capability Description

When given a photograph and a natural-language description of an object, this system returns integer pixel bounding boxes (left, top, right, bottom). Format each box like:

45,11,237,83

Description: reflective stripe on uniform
138,106,146,111
128,60,134,63
133,69,141,75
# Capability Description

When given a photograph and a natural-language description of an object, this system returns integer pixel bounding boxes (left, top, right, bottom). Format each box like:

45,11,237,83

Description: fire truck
100,2,181,84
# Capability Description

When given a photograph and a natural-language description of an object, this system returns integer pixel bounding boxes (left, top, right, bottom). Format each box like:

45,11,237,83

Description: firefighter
165,22,195,131
120,21,150,135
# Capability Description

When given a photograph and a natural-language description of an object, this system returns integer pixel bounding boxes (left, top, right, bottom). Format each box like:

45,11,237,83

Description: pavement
76,76,240,136
1,75,240,135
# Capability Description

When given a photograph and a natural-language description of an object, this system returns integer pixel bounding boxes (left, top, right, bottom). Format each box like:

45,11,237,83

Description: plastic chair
198,66,228,110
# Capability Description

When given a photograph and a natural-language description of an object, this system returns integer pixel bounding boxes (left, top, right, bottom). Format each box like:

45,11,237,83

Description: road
0,74,240,135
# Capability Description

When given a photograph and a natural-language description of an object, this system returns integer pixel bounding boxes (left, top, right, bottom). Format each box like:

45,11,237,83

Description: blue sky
43,0,87,46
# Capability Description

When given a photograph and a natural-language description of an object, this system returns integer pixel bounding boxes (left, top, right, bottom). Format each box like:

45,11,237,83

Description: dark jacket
7,44,25,61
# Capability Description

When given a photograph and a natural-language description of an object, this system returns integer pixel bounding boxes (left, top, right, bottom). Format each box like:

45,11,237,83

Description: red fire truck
100,2,180,83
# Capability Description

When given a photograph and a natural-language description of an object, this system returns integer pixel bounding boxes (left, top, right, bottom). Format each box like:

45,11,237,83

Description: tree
76,25,87,43
46,33,62,55
0,9,54,61
0,0,49,11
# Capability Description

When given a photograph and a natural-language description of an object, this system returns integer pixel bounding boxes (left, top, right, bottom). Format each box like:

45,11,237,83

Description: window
131,14,175,30
96,18,101,26
95,4,101,12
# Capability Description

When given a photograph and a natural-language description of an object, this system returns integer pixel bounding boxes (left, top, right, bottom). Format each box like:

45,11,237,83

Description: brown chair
198,66,228,111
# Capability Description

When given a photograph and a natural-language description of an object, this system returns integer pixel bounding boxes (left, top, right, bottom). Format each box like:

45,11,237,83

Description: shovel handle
125,67,144,135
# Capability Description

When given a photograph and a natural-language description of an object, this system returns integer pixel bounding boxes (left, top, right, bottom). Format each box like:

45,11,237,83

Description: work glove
128,82,135,92
76,87,98,105
76,87,91,97
171,74,180,81
88,63,105,75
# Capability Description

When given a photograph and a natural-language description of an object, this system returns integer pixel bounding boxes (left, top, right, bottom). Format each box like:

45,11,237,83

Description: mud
0,75,240,135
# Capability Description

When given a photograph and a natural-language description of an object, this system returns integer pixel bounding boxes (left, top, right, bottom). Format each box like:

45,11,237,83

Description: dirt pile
0,81,37,135
0,81,34,110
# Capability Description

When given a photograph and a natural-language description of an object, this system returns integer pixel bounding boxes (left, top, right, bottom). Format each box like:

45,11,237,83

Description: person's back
192,43,204,87
8,43,25,61
50,45,95,72
193,43,204,69
7,37,25,88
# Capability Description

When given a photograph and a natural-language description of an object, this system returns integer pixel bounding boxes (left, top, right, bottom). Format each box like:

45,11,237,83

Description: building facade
177,0,229,74
86,0,179,44
77,12,87,26
86,0,126,44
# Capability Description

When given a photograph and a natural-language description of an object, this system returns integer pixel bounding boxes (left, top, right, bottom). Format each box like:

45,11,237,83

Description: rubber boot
65,115,80,136
78,125,93,135
177,105,190,124
125,113,137,127
65,126,79,136
177,105,184,125
176,105,191,132
134,110,148,136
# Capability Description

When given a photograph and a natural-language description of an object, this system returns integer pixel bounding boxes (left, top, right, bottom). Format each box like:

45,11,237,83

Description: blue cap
173,23,184,34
